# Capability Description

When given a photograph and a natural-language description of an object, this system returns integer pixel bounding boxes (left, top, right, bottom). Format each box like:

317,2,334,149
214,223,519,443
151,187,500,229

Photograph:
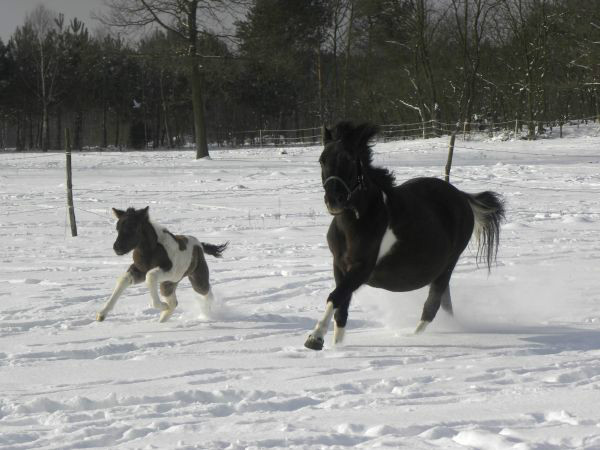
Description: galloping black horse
304,122,505,350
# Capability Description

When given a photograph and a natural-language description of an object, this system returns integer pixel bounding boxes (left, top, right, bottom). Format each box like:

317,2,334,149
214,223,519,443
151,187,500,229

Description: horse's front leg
145,268,171,315
97,266,144,321
305,301,335,350
305,262,371,350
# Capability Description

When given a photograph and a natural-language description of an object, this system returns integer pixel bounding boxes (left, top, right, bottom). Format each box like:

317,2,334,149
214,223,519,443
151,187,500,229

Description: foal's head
319,122,378,215
112,206,150,255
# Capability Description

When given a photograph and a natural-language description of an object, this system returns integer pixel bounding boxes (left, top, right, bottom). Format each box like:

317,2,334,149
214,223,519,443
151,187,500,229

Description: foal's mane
331,121,396,192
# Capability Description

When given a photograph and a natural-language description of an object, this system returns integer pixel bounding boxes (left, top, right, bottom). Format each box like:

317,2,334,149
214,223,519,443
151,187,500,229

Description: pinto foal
97,207,227,323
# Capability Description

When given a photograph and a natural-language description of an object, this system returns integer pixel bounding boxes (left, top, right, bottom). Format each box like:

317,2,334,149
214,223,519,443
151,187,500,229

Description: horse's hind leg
440,287,453,315
188,247,214,314
415,270,454,334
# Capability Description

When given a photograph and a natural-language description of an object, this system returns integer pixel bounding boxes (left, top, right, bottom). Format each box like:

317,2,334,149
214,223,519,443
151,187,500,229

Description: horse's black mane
331,121,396,192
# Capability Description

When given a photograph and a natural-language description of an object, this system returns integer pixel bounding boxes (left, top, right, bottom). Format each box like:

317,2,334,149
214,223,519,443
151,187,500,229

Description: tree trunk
102,100,108,148
190,56,209,158
186,2,209,159
154,103,160,149
342,0,355,118
55,108,62,150
115,111,120,149
40,42,49,152
0,117,4,150
74,110,83,150
317,46,325,126
331,2,340,122
28,113,34,149
16,114,24,151
159,69,172,148
596,88,600,124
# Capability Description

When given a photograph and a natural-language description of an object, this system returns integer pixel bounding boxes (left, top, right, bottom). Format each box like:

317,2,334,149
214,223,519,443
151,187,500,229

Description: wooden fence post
65,128,78,237
445,129,458,183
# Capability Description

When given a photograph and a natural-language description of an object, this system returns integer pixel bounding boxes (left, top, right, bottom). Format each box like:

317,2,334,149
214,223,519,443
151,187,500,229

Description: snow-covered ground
2,124,600,449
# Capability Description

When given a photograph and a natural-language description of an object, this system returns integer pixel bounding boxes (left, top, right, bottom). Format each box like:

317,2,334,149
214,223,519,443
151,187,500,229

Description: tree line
0,0,598,155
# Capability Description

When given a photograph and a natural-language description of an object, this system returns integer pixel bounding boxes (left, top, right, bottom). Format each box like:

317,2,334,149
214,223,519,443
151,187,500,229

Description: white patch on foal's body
376,192,398,264
151,222,199,282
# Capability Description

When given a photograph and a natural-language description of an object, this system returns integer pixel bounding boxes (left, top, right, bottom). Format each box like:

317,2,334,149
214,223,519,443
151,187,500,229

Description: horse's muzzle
113,244,127,256
324,196,345,216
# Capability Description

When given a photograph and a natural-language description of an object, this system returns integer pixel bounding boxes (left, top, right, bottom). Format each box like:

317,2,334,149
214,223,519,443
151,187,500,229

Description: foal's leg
97,266,144,321
145,268,171,314
188,249,214,315
159,281,179,323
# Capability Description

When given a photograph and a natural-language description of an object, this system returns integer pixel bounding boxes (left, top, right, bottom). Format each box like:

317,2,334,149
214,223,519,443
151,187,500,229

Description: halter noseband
322,159,365,218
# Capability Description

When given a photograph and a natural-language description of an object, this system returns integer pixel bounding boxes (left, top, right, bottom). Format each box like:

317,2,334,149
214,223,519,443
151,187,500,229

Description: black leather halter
322,158,364,203
322,159,365,219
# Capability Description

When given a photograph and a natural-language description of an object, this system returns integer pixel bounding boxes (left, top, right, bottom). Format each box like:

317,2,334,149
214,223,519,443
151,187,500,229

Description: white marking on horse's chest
376,192,398,264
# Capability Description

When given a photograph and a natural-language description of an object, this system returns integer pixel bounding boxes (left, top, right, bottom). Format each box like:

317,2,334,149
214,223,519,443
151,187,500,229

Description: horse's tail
465,191,506,271
201,242,229,258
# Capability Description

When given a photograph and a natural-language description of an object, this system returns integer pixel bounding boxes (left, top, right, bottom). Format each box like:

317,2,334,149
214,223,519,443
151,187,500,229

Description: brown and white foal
97,206,227,322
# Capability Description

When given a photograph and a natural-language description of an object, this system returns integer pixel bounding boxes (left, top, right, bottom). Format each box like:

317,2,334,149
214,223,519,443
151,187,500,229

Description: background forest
0,0,599,153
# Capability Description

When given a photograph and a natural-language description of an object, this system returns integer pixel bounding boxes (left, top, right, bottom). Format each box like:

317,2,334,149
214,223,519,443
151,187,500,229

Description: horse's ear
112,208,125,219
323,126,333,144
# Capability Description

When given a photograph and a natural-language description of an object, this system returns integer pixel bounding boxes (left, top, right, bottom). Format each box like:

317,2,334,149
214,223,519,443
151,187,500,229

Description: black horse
304,122,505,350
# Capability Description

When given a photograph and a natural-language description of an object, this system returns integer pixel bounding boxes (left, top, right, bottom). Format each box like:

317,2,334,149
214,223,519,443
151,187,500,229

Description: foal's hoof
96,313,105,322
414,320,430,334
304,335,324,351
159,308,175,323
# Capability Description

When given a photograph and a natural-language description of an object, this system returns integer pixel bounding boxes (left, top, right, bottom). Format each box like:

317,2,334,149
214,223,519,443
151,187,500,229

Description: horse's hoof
414,320,430,334
96,313,105,322
159,309,174,323
304,335,324,351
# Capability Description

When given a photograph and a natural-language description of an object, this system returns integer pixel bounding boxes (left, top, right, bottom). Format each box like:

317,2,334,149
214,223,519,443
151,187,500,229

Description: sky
0,0,106,42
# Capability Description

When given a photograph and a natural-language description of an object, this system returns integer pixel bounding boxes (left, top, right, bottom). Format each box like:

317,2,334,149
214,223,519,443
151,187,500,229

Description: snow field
1,124,600,449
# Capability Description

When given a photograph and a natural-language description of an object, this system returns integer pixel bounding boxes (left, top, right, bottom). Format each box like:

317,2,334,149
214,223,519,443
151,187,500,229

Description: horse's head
319,122,378,217
112,206,150,255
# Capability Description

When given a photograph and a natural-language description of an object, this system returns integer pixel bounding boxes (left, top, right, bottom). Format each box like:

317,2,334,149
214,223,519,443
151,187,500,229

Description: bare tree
25,5,61,151
494,0,553,139
100,0,244,158
387,0,448,137
450,0,499,130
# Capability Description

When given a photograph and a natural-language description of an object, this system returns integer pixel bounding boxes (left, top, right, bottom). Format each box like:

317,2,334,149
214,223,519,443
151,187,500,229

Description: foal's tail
201,242,229,258
465,191,506,271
